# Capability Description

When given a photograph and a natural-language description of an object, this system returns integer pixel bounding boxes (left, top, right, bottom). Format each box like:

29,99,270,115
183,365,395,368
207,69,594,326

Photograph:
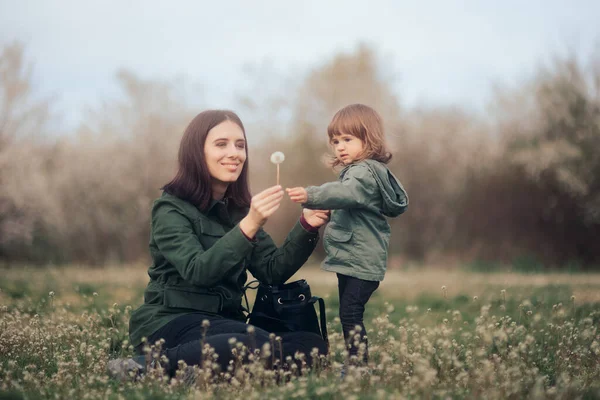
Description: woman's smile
221,161,240,172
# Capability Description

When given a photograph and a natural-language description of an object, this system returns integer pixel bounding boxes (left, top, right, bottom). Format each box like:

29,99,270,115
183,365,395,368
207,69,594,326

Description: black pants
337,273,379,364
139,312,328,375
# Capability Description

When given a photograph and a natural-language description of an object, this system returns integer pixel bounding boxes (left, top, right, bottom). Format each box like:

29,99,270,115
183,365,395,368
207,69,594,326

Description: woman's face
204,120,247,187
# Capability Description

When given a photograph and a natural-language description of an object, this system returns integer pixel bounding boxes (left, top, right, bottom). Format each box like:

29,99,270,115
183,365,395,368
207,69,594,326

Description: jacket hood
359,159,409,217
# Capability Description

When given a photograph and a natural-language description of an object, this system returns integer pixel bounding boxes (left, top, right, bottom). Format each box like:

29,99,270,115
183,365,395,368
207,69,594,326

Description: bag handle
243,279,260,316
313,296,329,347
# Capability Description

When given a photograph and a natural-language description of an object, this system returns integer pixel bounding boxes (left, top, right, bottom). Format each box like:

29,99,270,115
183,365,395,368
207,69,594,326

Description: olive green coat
304,159,408,281
129,193,319,347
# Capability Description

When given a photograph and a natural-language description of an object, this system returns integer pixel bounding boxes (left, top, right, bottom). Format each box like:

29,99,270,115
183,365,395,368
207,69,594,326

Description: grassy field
1,265,599,399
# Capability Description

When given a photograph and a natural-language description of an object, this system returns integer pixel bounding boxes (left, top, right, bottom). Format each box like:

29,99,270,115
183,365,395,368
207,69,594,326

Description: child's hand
286,187,308,203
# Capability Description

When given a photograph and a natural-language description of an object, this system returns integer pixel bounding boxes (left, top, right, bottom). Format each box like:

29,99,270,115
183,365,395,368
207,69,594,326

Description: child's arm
287,165,375,210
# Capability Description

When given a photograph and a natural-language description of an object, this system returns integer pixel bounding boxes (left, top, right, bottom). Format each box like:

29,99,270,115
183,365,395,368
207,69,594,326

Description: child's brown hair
327,103,392,168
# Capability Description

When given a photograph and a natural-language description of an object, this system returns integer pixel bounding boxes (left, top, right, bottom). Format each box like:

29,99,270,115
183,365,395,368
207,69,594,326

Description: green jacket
129,192,319,347
304,159,408,281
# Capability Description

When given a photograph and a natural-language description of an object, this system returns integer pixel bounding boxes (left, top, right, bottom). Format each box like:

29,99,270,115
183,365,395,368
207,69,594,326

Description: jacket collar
208,197,229,212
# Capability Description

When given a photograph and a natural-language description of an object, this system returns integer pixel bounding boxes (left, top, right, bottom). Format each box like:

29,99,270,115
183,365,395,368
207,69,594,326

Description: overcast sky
1,0,599,131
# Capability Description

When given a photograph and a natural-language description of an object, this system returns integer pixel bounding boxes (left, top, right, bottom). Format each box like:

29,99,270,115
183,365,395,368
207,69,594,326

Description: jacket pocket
198,219,226,236
328,228,353,242
196,219,227,248
163,286,222,313
325,226,355,262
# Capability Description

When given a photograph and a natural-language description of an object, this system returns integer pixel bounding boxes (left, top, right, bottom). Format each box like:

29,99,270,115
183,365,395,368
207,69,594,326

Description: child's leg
336,273,379,364
337,272,349,303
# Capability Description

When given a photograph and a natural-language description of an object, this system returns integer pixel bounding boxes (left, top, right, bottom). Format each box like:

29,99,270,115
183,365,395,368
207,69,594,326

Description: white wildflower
270,151,285,164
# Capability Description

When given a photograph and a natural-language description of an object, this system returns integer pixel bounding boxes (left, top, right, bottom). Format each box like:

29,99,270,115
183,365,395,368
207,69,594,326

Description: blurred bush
453,55,600,267
1,42,598,269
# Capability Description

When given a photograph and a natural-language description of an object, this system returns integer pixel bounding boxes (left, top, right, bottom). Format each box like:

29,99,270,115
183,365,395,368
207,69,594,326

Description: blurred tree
4,41,598,269
0,42,49,148
458,53,600,267
0,42,52,264
508,57,600,224
506,56,600,265
394,107,491,262
292,43,402,139
49,70,195,264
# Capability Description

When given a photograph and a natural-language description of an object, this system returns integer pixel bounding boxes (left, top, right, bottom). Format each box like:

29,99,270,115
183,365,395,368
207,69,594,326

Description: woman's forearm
248,221,319,284
239,215,261,239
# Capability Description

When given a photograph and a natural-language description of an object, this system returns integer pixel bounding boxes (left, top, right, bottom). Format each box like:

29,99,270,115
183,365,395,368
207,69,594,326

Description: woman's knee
248,325,271,344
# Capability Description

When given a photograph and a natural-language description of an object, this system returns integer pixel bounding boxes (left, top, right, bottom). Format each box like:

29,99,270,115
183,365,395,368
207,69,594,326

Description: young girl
287,104,408,365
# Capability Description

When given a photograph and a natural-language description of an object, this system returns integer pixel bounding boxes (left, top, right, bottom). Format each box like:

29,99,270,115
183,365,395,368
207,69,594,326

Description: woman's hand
240,185,284,239
286,187,308,203
302,209,330,228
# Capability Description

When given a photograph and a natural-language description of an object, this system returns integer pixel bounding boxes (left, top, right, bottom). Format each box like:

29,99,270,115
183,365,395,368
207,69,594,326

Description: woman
111,110,329,378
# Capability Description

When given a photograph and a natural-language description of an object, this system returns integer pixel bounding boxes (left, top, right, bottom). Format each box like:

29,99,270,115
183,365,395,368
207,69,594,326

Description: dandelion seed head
270,151,285,164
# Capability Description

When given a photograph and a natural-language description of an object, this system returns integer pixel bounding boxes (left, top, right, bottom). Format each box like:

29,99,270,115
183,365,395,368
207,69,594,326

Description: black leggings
139,313,328,375
337,273,380,363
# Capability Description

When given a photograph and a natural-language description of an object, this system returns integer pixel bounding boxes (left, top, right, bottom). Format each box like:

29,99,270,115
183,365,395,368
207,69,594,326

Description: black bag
245,279,328,347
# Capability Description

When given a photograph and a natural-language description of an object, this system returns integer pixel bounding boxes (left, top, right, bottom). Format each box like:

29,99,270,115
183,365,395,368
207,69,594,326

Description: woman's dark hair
162,110,251,211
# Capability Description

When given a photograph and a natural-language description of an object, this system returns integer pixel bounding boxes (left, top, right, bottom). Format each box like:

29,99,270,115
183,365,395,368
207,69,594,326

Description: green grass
1,266,600,399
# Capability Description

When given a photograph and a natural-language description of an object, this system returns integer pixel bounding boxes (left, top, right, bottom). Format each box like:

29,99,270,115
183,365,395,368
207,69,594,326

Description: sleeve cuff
239,225,259,243
303,186,317,208
299,213,319,233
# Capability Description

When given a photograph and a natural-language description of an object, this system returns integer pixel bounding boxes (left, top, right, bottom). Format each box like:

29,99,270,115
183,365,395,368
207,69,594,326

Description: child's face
331,133,365,165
